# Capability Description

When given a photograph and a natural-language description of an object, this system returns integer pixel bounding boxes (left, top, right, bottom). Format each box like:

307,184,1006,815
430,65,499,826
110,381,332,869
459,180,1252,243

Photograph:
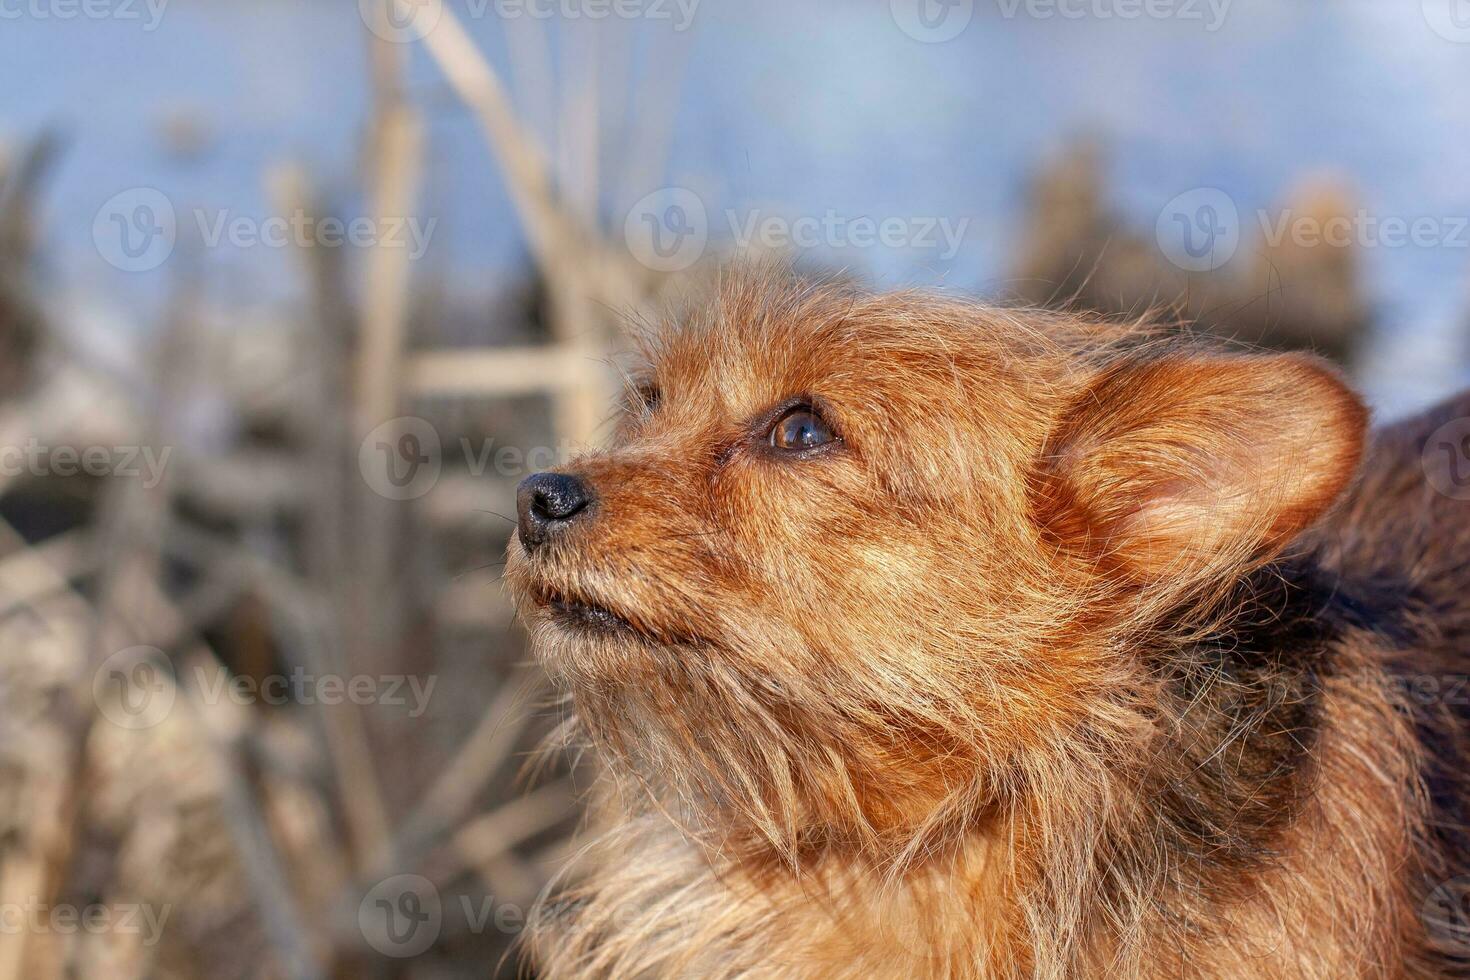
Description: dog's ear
1033,352,1367,582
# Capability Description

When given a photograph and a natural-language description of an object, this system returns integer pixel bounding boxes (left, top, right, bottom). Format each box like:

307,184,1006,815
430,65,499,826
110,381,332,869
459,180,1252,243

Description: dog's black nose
517,472,591,549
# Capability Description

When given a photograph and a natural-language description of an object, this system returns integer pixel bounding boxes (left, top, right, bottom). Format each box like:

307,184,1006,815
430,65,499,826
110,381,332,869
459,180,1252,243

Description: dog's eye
770,405,836,451
632,384,660,416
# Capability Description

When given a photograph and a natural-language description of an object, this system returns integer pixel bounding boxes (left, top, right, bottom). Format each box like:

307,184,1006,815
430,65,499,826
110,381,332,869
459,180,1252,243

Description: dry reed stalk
409,1,642,444
269,162,389,789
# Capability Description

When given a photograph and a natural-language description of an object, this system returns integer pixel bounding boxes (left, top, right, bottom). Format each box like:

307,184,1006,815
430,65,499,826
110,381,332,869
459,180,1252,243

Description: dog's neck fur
528,554,1431,978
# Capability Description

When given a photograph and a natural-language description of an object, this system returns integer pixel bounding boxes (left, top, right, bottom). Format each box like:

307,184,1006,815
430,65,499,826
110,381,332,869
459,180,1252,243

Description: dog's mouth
531,584,643,637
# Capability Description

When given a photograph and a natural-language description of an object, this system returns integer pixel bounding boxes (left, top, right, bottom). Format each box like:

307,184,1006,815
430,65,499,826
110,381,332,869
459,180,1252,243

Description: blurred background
1,0,1468,976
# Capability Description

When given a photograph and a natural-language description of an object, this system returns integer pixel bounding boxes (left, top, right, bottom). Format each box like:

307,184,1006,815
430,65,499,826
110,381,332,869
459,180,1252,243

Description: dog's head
505,271,1366,866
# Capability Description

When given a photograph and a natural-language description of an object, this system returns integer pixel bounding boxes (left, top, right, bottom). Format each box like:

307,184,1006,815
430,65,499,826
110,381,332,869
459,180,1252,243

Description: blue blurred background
5,0,1470,410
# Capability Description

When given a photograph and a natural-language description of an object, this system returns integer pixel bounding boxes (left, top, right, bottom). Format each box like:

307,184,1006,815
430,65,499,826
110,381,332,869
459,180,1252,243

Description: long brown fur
505,267,1470,978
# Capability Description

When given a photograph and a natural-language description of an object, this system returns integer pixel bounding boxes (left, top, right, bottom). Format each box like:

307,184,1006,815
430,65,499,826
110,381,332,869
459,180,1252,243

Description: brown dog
506,269,1470,978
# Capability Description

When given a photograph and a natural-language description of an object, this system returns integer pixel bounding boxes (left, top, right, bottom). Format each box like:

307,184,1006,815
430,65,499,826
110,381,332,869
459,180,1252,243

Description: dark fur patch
1128,560,1338,888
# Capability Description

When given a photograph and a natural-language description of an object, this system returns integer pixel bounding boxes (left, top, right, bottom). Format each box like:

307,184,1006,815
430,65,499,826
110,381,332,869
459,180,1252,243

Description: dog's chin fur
512,554,1007,867
506,268,1470,979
